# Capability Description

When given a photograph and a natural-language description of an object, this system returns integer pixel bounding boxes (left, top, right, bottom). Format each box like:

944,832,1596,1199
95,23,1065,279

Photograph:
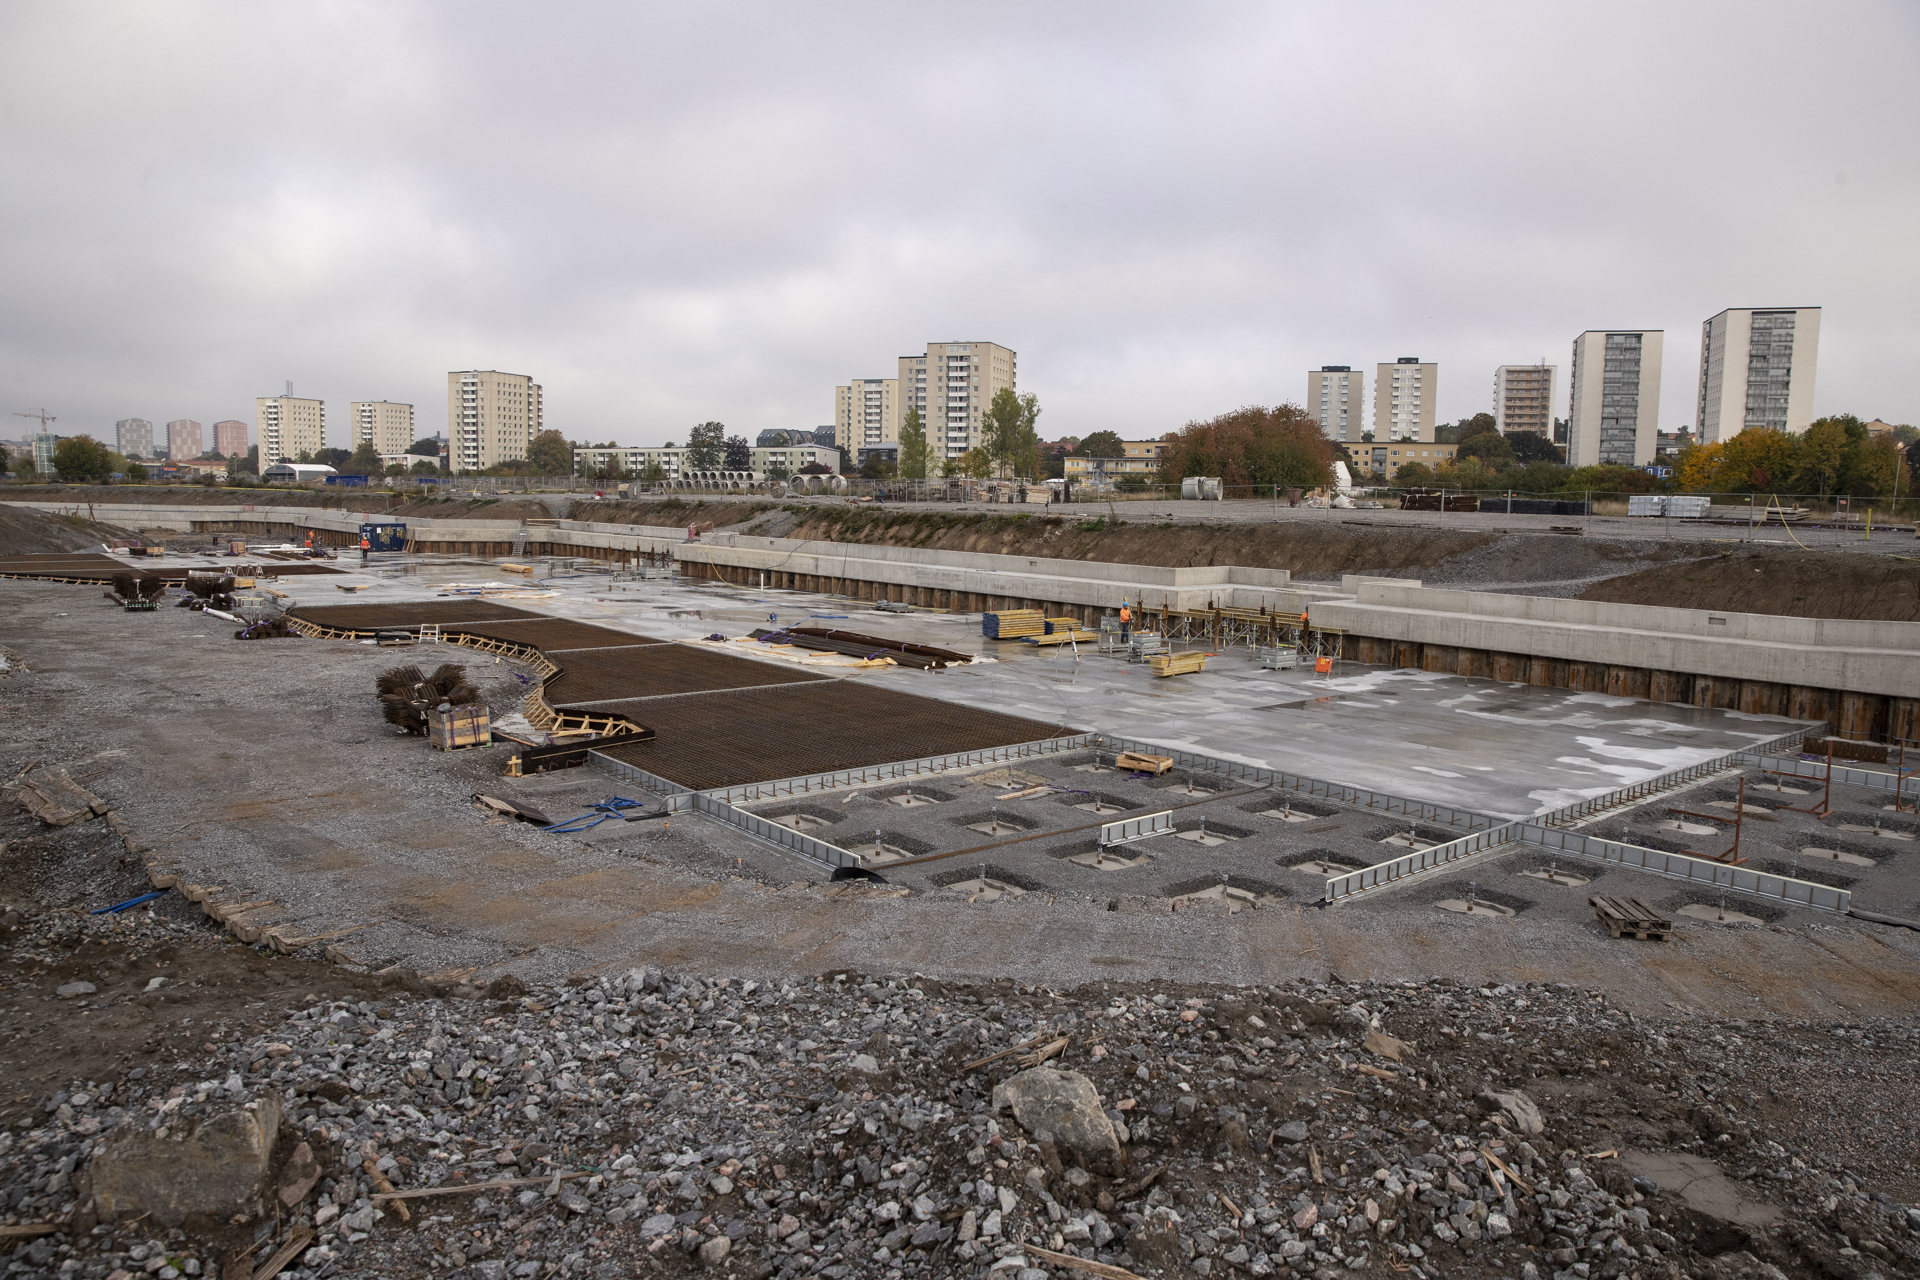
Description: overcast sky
3,2,1916,450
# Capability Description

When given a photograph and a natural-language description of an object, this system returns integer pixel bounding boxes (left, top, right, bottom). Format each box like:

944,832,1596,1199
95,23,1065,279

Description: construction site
4,489,1920,1280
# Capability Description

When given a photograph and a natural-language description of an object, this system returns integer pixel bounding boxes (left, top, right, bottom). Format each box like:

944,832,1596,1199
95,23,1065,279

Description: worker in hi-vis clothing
360,536,371,563
1119,600,1133,641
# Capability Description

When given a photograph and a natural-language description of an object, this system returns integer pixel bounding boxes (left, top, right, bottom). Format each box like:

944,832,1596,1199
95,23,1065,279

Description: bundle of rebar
235,614,296,640
376,662,481,734
179,571,238,611
749,627,968,670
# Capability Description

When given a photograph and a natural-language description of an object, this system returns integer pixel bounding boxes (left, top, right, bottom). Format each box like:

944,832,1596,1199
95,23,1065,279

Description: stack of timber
428,705,492,751
2,767,113,827
1149,650,1209,678
982,609,1046,640
1589,896,1673,941
1023,628,1099,646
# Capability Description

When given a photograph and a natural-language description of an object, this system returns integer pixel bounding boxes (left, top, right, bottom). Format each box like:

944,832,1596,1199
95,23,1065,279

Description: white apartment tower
1567,331,1663,467
447,371,542,473
351,401,417,455
1307,366,1362,441
1373,357,1437,442
834,379,900,455
926,341,1016,459
1493,364,1556,437
1696,307,1821,443
166,418,203,460
114,418,154,460
256,395,326,465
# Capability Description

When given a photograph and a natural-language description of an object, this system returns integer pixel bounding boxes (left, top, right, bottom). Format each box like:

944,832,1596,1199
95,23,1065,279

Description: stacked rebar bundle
750,627,969,670
377,663,481,734
235,614,297,640
106,572,166,606
178,572,238,611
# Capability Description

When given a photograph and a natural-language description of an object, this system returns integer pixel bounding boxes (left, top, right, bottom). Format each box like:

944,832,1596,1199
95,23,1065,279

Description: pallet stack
1150,651,1209,678
1127,632,1169,661
428,705,492,752
1043,616,1085,634
982,609,1046,640
1589,896,1672,940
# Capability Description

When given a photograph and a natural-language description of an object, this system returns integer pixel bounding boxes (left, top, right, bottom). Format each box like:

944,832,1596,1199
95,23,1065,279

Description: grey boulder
991,1067,1124,1175
91,1092,283,1225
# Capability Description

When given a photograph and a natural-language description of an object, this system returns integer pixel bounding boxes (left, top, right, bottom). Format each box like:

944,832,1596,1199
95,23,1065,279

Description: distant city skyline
1,5,1912,446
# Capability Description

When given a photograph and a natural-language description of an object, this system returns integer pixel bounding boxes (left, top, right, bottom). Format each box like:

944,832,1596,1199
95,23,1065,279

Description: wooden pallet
1115,751,1174,776
1590,895,1672,941
1023,630,1099,646
1149,651,1208,678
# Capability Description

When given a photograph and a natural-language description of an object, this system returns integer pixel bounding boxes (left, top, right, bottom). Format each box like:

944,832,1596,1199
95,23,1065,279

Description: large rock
1478,1088,1544,1135
91,1092,283,1225
991,1068,1124,1175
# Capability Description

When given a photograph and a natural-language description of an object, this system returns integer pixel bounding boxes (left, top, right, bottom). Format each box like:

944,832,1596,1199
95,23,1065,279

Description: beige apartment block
1696,307,1821,443
256,396,326,464
351,400,416,456
166,418,203,460
114,418,154,460
447,371,543,473
925,341,1016,459
212,420,247,458
1308,366,1363,441
1493,364,1555,437
1567,330,1663,467
1373,357,1437,442
835,379,900,455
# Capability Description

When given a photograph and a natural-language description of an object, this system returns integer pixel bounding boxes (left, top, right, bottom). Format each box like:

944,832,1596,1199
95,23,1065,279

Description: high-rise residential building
447,371,542,473
1307,366,1363,440
1696,307,1821,443
923,341,1016,460
1373,357,1437,442
114,418,154,459
256,395,326,464
32,433,58,474
167,418,203,460
834,379,899,456
1493,364,1556,437
1567,330,1663,467
351,401,416,456
212,420,248,458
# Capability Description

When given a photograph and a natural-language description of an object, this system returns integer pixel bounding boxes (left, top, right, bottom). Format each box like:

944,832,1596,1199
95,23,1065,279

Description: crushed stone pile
1,901,1917,1280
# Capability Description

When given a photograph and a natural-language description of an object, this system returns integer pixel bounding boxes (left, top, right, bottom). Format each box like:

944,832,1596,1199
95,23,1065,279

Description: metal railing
698,734,1095,806
691,793,863,871
1519,825,1851,913
1100,810,1175,847
1323,823,1526,903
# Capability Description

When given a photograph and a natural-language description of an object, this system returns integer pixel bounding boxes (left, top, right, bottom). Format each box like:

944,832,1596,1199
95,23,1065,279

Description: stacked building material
1043,616,1084,634
749,627,968,670
982,609,1045,639
1150,651,1209,677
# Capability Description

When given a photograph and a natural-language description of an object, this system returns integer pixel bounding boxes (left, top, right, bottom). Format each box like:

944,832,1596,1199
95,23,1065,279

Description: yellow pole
1866,508,1873,541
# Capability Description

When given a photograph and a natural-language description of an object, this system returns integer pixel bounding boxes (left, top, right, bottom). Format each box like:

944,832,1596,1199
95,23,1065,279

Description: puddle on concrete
1435,898,1516,918
1289,859,1355,876
1067,847,1153,870
1677,902,1763,926
1655,819,1720,836
1838,823,1914,841
1169,883,1283,912
847,843,916,865
887,792,941,808
946,877,1027,902
1073,800,1126,815
1381,830,1438,850
1175,829,1238,846
1800,845,1877,867
773,813,830,832
1519,867,1591,887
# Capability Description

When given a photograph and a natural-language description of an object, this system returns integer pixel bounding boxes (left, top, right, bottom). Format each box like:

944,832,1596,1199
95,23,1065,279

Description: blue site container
358,522,408,552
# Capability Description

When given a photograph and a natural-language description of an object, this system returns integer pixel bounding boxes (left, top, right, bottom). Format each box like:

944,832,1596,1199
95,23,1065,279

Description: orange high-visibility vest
1119,606,1132,623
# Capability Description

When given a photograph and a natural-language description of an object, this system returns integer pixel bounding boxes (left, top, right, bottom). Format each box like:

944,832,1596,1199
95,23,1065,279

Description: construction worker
360,535,371,563
1118,599,1133,641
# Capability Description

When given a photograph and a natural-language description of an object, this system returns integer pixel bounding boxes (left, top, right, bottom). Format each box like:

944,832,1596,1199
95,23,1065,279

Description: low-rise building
1063,439,1170,485
571,442,840,482
1364,441,1458,479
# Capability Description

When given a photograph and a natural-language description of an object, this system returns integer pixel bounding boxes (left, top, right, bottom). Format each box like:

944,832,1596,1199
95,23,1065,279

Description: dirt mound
0,503,135,555
1580,547,1920,622
569,497,776,528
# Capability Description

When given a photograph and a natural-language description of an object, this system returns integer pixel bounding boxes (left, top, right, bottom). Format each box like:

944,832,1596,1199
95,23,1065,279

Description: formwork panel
594,682,1076,791
546,642,827,705
290,600,542,629
448,618,670,651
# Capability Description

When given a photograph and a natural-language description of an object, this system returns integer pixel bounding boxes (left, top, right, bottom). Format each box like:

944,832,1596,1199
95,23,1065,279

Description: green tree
407,437,442,456
958,447,992,479
1074,430,1128,459
724,435,752,471
685,422,726,470
1455,422,1515,469
410,459,438,475
898,408,929,480
766,462,792,482
639,460,667,485
1157,405,1333,490
982,388,1041,477
1505,432,1563,465
1792,417,1853,495
52,435,114,482
124,461,147,482
1393,461,1436,487
1716,428,1799,494
527,429,574,476
346,441,384,476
